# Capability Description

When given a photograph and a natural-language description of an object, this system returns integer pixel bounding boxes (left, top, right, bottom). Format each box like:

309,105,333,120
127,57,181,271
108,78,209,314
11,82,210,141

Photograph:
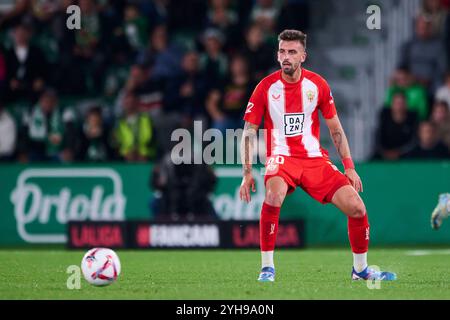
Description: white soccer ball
81,248,121,286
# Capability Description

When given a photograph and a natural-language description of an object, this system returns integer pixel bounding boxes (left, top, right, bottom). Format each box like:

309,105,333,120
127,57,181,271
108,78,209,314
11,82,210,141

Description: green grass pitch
1,248,450,299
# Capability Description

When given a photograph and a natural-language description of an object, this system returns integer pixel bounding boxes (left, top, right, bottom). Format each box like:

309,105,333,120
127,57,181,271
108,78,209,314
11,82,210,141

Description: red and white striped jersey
243,69,337,159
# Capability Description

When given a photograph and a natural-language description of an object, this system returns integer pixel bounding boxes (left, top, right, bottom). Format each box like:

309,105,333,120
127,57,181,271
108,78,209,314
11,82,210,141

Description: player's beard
282,62,300,76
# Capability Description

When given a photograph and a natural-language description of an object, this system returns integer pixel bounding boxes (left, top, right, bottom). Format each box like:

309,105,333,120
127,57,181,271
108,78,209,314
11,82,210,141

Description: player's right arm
239,121,259,203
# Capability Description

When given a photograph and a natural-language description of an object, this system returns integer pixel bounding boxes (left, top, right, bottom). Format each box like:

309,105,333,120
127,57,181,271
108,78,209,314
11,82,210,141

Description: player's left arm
325,115,363,192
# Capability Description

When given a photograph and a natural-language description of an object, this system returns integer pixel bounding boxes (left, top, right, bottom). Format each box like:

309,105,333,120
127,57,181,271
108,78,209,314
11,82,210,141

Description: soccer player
239,30,397,282
431,193,450,229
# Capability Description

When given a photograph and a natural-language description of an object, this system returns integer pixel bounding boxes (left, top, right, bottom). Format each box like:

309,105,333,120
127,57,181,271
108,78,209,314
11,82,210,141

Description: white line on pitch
405,249,450,256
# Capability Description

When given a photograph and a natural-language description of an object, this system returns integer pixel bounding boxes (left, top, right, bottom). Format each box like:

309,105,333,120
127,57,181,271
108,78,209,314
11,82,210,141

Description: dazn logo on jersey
284,113,305,136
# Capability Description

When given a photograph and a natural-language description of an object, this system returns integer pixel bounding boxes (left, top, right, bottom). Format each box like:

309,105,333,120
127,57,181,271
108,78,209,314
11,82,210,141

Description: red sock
348,213,370,254
260,202,281,251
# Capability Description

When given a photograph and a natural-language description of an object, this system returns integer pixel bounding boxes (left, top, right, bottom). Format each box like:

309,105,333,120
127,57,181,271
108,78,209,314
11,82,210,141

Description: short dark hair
434,100,449,110
419,120,436,132
41,87,58,99
87,105,103,117
278,29,307,49
391,90,407,100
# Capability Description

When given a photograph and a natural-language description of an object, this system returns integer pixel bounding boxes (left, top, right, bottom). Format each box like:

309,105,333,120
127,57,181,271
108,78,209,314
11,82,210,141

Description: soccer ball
81,248,121,286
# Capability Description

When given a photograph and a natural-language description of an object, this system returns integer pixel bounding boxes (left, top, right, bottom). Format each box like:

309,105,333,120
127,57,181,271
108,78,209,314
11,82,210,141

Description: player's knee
265,189,285,207
348,198,366,219
346,197,366,219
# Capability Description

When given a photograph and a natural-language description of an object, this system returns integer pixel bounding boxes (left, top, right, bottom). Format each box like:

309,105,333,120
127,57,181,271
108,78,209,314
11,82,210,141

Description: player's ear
301,51,307,63
276,52,282,64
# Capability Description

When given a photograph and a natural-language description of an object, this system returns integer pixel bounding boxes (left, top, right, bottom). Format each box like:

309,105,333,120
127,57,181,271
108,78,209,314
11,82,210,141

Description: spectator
138,51,208,156
384,67,429,120
137,24,183,80
151,153,218,222
113,92,156,162
241,23,276,82
77,106,113,162
0,0,59,30
153,50,208,156
403,121,449,159
139,0,169,31
103,50,132,99
30,0,60,27
250,0,281,36
116,62,165,118
53,0,88,94
5,22,48,103
101,1,132,56
206,0,238,29
43,0,77,46
430,100,450,150
123,4,149,52
0,0,30,30
71,0,108,93
164,51,208,123
0,99,17,161
373,92,418,160
74,0,103,57
199,28,228,89
399,14,447,92
205,0,239,50
206,54,254,133
19,88,77,162
418,0,448,37
435,71,450,108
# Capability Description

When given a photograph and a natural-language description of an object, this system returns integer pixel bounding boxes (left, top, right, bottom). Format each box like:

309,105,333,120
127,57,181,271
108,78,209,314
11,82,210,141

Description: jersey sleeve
318,80,337,119
243,81,266,126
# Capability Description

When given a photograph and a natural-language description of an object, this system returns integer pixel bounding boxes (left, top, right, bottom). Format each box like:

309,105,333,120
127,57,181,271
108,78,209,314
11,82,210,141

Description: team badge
306,90,315,103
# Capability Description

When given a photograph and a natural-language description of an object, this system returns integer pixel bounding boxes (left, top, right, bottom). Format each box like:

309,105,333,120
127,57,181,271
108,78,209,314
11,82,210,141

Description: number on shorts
268,156,285,165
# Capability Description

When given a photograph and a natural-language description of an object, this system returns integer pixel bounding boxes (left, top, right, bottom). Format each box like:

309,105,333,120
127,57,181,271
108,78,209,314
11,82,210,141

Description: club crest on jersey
284,113,305,136
306,90,315,103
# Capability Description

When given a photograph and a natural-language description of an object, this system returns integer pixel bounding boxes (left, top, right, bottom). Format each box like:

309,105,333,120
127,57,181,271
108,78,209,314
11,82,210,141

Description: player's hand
239,173,256,203
345,168,363,193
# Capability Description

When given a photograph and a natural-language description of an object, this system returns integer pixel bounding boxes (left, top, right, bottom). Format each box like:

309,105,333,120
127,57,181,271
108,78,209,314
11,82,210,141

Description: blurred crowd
0,0,310,163
0,0,448,164
373,0,450,160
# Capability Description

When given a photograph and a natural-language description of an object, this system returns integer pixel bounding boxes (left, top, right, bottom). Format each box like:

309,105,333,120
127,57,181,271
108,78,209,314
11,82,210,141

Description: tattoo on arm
332,130,343,157
331,128,351,159
241,122,258,174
